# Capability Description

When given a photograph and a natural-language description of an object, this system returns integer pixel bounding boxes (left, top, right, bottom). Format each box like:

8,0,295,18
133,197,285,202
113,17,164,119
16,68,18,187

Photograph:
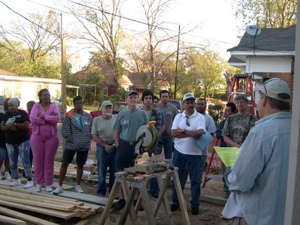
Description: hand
38,114,45,120
177,128,183,133
51,112,59,116
10,126,17,131
105,145,115,153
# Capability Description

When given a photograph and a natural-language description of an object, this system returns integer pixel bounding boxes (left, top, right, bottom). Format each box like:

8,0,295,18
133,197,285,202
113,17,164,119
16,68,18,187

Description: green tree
233,0,297,28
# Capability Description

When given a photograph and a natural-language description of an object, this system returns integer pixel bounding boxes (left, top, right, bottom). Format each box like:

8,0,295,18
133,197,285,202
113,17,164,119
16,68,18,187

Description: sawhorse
99,168,191,225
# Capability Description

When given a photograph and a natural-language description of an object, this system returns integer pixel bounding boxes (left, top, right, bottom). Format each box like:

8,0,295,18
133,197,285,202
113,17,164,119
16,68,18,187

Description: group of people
0,89,61,192
0,77,292,224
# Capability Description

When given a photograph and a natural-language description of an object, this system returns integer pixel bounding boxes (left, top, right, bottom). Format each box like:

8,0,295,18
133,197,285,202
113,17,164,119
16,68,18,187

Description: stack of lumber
0,186,102,225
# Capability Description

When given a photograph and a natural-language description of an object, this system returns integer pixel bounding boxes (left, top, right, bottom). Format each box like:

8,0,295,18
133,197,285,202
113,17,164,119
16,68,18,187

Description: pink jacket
30,103,60,136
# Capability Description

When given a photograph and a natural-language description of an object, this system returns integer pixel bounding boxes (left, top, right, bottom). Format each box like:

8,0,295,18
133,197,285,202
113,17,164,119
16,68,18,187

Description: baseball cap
101,100,113,107
183,93,195,102
257,78,290,102
125,90,138,98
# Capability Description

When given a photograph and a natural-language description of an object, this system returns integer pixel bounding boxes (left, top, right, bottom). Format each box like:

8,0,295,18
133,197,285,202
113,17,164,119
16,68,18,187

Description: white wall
246,57,292,73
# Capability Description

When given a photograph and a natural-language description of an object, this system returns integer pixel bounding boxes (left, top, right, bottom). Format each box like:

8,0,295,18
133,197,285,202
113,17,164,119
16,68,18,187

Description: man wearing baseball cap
222,78,291,225
91,100,117,197
170,93,206,215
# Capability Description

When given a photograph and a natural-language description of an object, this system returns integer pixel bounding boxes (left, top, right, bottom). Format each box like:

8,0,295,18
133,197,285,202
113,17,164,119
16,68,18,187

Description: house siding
247,57,292,73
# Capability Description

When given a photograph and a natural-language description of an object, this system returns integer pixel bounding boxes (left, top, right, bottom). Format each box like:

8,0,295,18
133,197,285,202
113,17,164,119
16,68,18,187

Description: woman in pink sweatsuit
30,89,60,192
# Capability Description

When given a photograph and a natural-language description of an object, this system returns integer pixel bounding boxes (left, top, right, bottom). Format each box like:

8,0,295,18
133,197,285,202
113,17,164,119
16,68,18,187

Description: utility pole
174,24,180,100
60,13,67,151
61,13,67,117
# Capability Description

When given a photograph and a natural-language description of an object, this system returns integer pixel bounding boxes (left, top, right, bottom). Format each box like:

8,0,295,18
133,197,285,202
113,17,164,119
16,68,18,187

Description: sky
0,0,243,71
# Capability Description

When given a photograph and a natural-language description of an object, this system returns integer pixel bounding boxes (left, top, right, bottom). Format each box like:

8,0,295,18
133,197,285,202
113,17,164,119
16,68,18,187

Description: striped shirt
222,112,291,225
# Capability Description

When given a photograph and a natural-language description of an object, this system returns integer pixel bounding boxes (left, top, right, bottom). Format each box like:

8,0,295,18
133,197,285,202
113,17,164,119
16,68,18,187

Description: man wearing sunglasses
222,78,291,225
170,93,205,215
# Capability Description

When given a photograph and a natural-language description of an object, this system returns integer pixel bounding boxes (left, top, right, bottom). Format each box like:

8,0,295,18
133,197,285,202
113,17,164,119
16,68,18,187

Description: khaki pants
232,217,249,225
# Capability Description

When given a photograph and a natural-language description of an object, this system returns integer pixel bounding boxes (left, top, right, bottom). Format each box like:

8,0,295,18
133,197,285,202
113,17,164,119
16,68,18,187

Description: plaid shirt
149,108,162,134
62,109,93,151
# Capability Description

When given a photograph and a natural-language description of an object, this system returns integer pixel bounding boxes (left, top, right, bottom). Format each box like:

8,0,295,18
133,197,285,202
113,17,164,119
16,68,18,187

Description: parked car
170,100,182,112
90,102,143,118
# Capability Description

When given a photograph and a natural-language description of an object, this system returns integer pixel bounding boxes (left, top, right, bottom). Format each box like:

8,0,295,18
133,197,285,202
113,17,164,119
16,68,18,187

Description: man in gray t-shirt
157,90,178,159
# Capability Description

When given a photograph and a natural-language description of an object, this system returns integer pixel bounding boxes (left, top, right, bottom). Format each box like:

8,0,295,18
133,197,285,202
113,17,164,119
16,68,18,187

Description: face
184,99,195,113
102,105,112,117
195,100,206,113
160,93,170,104
126,94,137,107
27,103,34,112
40,90,51,103
153,99,159,108
74,100,83,112
235,99,247,113
8,104,18,114
224,106,234,117
143,95,153,107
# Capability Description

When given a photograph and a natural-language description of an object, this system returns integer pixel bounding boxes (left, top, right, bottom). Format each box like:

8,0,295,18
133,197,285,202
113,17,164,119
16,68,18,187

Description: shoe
46,185,53,192
9,179,21,187
134,199,144,211
35,184,41,192
75,184,83,193
53,185,63,195
170,204,179,212
113,199,126,211
23,181,33,189
191,206,199,215
4,171,11,180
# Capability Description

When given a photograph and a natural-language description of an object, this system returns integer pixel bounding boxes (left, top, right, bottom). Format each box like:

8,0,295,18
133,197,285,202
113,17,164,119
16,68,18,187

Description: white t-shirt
171,110,205,155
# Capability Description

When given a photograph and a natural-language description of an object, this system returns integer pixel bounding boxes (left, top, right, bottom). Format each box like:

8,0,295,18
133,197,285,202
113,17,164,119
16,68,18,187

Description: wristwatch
182,129,186,134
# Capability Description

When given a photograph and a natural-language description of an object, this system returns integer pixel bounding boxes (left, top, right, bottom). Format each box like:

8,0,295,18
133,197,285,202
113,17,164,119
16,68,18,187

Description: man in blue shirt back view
222,78,292,225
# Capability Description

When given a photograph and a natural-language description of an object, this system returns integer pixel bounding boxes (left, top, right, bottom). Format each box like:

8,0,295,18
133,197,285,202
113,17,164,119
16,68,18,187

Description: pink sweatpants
30,133,59,185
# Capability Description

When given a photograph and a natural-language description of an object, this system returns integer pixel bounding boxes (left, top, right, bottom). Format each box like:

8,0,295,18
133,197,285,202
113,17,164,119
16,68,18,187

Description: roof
127,72,169,89
228,25,296,52
228,56,245,63
0,69,19,76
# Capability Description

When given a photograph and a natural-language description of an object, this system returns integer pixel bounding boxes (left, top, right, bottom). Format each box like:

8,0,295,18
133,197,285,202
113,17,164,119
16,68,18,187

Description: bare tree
0,10,60,64
68,0,124,87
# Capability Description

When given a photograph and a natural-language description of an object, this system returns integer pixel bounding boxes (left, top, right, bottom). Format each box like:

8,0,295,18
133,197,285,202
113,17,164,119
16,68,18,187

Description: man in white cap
170,93,206,215
91,100,117,197
222,78,291,225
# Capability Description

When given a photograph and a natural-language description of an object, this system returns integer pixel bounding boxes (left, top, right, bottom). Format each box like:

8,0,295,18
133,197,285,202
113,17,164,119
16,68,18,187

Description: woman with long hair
30,89,60,192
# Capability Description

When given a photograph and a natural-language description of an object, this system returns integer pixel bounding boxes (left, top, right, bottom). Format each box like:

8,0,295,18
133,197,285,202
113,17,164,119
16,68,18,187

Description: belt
121,139,136,146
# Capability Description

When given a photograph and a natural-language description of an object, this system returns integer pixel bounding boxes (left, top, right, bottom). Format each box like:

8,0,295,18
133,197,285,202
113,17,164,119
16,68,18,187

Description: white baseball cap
182,93,195,102
257,78,290,102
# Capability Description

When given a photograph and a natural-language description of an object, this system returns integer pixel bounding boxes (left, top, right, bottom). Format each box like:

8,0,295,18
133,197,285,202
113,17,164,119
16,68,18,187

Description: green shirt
114,108,148,142
91,115,116,143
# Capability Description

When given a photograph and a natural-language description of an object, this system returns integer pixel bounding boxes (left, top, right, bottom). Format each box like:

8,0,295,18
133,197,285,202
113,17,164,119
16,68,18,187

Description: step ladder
99,169,191,225
202,73,255,188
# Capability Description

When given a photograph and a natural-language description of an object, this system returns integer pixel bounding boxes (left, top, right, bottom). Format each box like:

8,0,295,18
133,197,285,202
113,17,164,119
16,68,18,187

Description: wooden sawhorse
99,168,191,225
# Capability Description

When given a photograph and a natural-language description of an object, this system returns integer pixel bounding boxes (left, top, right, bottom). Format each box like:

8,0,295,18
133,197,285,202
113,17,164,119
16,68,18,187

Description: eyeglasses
186,117,190,126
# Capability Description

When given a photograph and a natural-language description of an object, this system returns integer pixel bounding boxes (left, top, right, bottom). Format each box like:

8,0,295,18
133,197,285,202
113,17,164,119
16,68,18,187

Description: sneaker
9,179,21,187
170,204,179,212
113,199,126,211
4,171,11,180
53,185,63,195
191,206,199,215
46,185,53,192
23,181,33,189
75,184,83,193
35,184,42,192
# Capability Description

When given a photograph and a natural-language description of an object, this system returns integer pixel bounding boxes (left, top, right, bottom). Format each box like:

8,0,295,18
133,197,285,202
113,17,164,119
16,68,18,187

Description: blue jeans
161,136,173,160
6,140,32,179
172,149,201,208
96,145,116,196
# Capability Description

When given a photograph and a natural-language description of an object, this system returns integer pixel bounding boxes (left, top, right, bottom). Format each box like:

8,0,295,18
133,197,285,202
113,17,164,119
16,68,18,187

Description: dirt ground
50,164,231,225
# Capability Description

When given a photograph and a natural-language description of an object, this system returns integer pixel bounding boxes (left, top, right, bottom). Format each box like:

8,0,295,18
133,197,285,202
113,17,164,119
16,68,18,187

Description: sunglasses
186,117,190,126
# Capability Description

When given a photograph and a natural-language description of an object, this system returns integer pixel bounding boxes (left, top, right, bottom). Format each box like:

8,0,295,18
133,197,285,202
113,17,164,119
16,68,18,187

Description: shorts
62,148,89,166
0,146,8,161
115,139,136,171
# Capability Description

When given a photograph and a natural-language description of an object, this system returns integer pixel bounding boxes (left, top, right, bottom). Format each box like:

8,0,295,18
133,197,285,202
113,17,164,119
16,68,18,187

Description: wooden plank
200,194,227,206
0,189,80,207
0,200,79,219
75,220,90,225
0,195,75,212
0,215,26,225
0,206,59,225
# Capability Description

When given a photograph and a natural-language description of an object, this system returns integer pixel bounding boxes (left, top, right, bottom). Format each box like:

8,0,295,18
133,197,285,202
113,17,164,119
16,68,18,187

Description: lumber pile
0,186,102,224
